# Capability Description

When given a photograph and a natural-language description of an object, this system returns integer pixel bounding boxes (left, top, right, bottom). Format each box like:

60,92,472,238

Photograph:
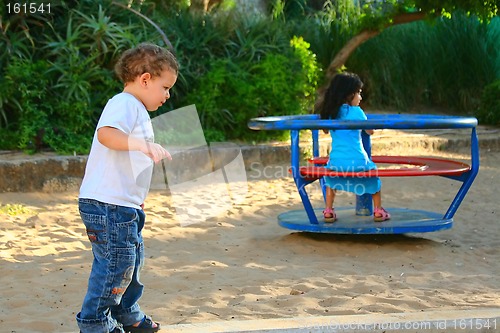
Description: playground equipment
248,114,479,234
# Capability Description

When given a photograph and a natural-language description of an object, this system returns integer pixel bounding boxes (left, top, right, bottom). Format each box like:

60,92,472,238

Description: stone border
0,155,87,193
0,144,301,193
0,127,499,193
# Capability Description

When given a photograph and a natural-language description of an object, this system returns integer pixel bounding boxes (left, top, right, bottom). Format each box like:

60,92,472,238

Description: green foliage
346,12,498,113
488,17,500,79
288,2,359,71
290,36,322,111
476,80,500,126
414,0,498,21
249,53,303,119
350,0,498,32
269,0,310,20
2,59,53,152
2,58,96,153
0,0,498,156
168,10,320,142
274,0,498,36
0,0,153,153
183,29,321,142
141,0,191,12
185,59,242,141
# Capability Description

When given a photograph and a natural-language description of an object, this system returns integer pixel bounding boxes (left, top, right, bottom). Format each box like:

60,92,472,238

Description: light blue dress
324,104,381,195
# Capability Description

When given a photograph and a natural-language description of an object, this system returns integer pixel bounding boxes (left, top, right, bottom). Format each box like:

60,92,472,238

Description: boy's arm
364,129,374,135
97,126,171,163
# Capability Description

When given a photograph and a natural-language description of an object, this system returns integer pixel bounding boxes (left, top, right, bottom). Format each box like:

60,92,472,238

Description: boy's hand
97,127,172,163
142,142,172,163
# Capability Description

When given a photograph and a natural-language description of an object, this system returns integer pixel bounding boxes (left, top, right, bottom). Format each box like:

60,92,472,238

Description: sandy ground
0,148,499,332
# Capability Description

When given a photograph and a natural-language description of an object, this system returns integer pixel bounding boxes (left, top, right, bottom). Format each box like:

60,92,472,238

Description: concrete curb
0,126,499,193
161,308,500,332
0,154,87,192
0,144,297,193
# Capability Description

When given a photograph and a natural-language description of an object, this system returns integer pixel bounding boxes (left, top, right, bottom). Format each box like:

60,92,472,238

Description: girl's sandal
374,207,391,222
323,208,337,223
123,316,160,333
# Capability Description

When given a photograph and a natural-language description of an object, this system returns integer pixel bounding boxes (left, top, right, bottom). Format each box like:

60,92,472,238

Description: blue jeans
77,198,146,333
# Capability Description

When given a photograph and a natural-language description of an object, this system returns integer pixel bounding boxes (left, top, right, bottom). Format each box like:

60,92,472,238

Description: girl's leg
323,187,337,221
325,187,335,209
372,191,382,208
372,191,391,221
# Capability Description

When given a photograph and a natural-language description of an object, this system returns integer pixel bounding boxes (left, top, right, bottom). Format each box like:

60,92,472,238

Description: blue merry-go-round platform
278,207,449,234
248,114,480,234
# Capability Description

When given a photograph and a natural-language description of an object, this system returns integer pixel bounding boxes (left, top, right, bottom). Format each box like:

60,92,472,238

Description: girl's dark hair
317,72,363,120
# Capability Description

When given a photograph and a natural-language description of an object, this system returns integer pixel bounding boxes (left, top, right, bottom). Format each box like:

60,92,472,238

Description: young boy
76,43,178,333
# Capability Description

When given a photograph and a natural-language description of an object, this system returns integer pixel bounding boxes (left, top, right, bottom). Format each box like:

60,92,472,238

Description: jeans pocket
80,211,107,245
113,206,141,248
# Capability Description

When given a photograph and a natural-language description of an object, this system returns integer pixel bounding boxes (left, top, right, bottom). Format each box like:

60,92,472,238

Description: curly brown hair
114,43,179,83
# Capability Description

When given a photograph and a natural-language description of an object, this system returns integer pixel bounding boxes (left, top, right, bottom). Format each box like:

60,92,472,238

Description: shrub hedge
0,1,498,154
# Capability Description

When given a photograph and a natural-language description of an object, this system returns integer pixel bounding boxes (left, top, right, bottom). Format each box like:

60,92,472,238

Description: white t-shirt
79,92,154,208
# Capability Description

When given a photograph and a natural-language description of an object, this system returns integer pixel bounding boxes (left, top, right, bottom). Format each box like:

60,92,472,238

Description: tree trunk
325,29,380,78
325,12,429,80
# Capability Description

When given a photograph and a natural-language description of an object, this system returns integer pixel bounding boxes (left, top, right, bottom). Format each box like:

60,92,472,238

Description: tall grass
347,11,499,113
486,16,500,79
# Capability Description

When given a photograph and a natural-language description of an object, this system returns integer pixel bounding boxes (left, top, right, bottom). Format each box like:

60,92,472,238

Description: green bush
173,10,321,143
2,58,97,154
290,35,322,111
2,59,54,152
184,37,320,142
476,80,500,125
0,0,152,153
1,1,498,155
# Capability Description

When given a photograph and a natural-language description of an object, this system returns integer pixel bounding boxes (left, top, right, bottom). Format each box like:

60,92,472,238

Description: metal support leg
291,130,319,224
444,127,480,219
356,131,373,216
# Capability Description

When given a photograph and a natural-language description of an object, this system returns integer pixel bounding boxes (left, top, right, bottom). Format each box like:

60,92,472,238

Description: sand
0,147,499,332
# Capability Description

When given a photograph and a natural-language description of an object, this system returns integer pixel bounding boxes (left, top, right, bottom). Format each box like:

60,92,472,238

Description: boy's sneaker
374,207,391,222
